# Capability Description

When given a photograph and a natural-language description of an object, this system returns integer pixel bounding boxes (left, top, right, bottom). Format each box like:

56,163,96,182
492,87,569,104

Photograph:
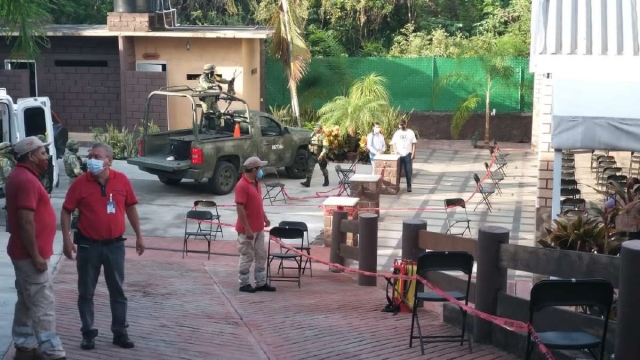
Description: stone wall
408,112,532,143
0,69,29,98
123,71,168,130
107,12,175,32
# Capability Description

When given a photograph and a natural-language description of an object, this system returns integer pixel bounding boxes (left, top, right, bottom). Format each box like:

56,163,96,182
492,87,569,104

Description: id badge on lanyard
107,193,116,214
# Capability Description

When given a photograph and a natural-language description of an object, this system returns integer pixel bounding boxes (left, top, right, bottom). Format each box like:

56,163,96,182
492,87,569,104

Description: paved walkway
3,239,517,360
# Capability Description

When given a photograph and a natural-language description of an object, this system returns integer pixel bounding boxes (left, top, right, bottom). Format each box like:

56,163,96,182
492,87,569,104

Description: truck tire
158,175,182,186
285,149,309,179
208,161,237,195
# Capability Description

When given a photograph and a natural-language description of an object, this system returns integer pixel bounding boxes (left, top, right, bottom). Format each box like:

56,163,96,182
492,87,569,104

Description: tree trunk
484,78,492,145
280,0,302,127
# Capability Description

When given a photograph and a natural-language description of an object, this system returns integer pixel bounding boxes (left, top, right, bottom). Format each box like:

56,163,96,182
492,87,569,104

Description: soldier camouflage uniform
198,64,230,115
301,124,329,187
63,140,85,230
36,135,54,195
0,142,16,196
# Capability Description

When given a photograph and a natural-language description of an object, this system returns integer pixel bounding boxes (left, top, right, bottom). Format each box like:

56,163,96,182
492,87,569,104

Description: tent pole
551,149,562,220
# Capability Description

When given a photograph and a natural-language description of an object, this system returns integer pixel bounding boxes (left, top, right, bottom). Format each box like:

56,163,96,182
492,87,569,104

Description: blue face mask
256,169,264,179
87,158,105,175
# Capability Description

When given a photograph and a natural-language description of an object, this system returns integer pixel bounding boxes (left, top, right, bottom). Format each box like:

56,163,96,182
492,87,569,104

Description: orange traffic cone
233,123,240,137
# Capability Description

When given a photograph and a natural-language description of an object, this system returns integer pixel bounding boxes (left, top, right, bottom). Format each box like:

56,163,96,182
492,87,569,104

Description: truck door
15,98,59,188
258,115,293,166
0,92,15,143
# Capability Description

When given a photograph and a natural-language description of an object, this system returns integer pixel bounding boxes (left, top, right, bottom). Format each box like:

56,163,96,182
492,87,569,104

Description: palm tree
0,0,51,59
435,40,517,145
267,0,311,127
318,73,391,138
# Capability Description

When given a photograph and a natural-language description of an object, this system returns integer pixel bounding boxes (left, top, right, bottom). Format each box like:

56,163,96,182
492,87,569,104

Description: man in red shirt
60,143,145,351
6,136,66,359
235,156,276,293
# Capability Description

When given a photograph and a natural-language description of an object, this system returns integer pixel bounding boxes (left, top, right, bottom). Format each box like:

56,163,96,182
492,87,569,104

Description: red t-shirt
6,164,57,260
62,169,138,241
234,174,265,234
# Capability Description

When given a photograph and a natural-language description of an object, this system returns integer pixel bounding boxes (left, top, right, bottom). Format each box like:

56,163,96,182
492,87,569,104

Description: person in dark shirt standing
6,136,66,360
60,143,145,351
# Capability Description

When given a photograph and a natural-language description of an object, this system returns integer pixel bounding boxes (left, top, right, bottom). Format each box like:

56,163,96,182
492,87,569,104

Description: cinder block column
350,174,382,216
373,154,400,195
322,197,359,247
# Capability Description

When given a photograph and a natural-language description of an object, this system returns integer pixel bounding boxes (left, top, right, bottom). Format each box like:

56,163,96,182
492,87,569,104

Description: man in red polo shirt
6,136,66,359
236,156,276,293
60,143,145,351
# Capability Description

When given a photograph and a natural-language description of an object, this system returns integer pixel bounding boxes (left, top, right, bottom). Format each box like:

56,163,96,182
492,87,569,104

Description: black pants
399,153,413,189
75,235,128,337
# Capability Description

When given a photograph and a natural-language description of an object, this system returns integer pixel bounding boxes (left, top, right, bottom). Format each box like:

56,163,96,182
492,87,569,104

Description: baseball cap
244,156,267,169
14,136,50,157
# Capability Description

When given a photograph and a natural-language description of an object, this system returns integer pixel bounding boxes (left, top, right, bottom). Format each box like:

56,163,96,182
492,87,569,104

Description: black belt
74,230,126,245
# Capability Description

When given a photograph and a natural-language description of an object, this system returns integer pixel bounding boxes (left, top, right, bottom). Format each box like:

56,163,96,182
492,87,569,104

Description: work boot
239,284,256,293
112,334,135,349
81,329,98,350
255,283,277,292
13,348,40,360
323,175,329,187
300,178,311,188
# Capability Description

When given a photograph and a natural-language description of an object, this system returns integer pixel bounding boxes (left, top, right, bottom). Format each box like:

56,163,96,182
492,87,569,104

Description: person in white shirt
366,123,386,175
389,120,417,192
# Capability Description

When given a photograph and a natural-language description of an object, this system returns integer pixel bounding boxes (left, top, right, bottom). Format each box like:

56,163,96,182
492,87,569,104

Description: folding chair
526,279,614,360
591,151,610,172
629,151,640,176
183,201,220,260
490,140,509,158
563,209,587,219
335,165,352,196
560,179,578,189
595,158,616,181
561,198,586,212
484,161,503,195
444,199,471,237
410,251,474,355
597,167,622,189
267,226,305,289
489,147,507,177
562,152,575,161
473,173,495,212
262,167,286,205
194,200,223,237
560,188,581,198
278,221,312,277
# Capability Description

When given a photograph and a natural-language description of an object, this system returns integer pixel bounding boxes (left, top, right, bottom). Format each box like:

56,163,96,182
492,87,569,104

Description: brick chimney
107,0,176,31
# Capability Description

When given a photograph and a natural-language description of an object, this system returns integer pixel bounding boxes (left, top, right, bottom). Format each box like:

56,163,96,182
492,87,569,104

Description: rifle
226,70,242,96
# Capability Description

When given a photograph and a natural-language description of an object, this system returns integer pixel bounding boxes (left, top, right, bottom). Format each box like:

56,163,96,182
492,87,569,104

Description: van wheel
158,175,182,186
208,161,237,195
285,149,309,179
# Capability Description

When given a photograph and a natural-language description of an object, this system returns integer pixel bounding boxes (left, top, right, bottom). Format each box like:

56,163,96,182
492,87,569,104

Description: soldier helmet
36,135,47,143
0,142,12,153
203,64,216,73
66,139,80,151
314,123,323,130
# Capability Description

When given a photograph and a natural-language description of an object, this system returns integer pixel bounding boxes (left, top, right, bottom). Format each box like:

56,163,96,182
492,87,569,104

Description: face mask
35,157,49,174
87,158,105,175
373,127,381,134
256,169,264,179
399,125,406,130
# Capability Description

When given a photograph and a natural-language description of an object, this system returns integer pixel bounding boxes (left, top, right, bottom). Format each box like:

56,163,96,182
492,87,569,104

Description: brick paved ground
3,238,517,360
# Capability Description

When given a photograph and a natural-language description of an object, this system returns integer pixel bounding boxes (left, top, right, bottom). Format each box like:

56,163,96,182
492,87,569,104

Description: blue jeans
399,153,412,189
76,236,128,337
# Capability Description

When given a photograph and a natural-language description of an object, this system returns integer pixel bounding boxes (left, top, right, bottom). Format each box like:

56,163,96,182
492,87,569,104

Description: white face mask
373,127,381,134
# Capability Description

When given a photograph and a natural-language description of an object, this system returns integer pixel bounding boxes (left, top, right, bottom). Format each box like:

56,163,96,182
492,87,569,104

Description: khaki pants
237,232,267,287
12,259,65,359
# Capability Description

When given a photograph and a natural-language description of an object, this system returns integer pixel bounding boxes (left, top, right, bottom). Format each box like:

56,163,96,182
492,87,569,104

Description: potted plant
470,132,479,148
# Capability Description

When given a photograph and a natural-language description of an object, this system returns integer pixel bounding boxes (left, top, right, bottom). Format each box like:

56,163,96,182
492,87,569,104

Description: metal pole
358,213,378,286
615,240,640,359
329,210,347,272
401,218,426,261
474,225,509,343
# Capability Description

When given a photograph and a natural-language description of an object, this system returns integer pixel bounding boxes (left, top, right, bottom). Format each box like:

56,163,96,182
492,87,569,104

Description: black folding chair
489,147,508,177
526,279,614,360
278,221,312,277
561,198,586,212
484,161,503,195
629,151,640,176
591,152,610,172
194,200,223,237
410,251,474,355
560,179,578,189
267,226,305,288
560,188,581,198
473,173,495,212
444,199,471,237
183,200,221,260
335,165,352,196
262,167,286,205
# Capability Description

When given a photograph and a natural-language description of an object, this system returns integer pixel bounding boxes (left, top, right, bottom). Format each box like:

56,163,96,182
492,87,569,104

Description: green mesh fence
265,57,533,113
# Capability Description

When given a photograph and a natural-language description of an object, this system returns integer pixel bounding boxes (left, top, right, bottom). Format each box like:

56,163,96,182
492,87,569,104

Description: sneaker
407,188,412,192
255,284,276,292
14,348,40,360
112,334,135,349
239,284,256,293
81,329,98,350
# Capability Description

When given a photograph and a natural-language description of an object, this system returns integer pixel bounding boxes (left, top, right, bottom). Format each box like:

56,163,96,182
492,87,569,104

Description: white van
0,89,60,189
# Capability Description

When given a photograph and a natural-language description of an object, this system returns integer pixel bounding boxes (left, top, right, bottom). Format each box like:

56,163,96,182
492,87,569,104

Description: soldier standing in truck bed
301,123,329,187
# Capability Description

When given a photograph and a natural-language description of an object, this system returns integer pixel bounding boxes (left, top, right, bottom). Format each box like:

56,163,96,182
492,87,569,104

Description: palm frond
433,71,482,103
0,0,52,59
450,93,481,139
268,1,311,84
348,73,389,103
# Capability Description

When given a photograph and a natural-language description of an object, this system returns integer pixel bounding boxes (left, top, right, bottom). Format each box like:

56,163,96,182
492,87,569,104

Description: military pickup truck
127,86,312,195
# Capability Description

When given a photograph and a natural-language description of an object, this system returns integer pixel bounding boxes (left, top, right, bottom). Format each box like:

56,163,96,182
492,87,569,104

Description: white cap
14,136,50,157
243,156,267,169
